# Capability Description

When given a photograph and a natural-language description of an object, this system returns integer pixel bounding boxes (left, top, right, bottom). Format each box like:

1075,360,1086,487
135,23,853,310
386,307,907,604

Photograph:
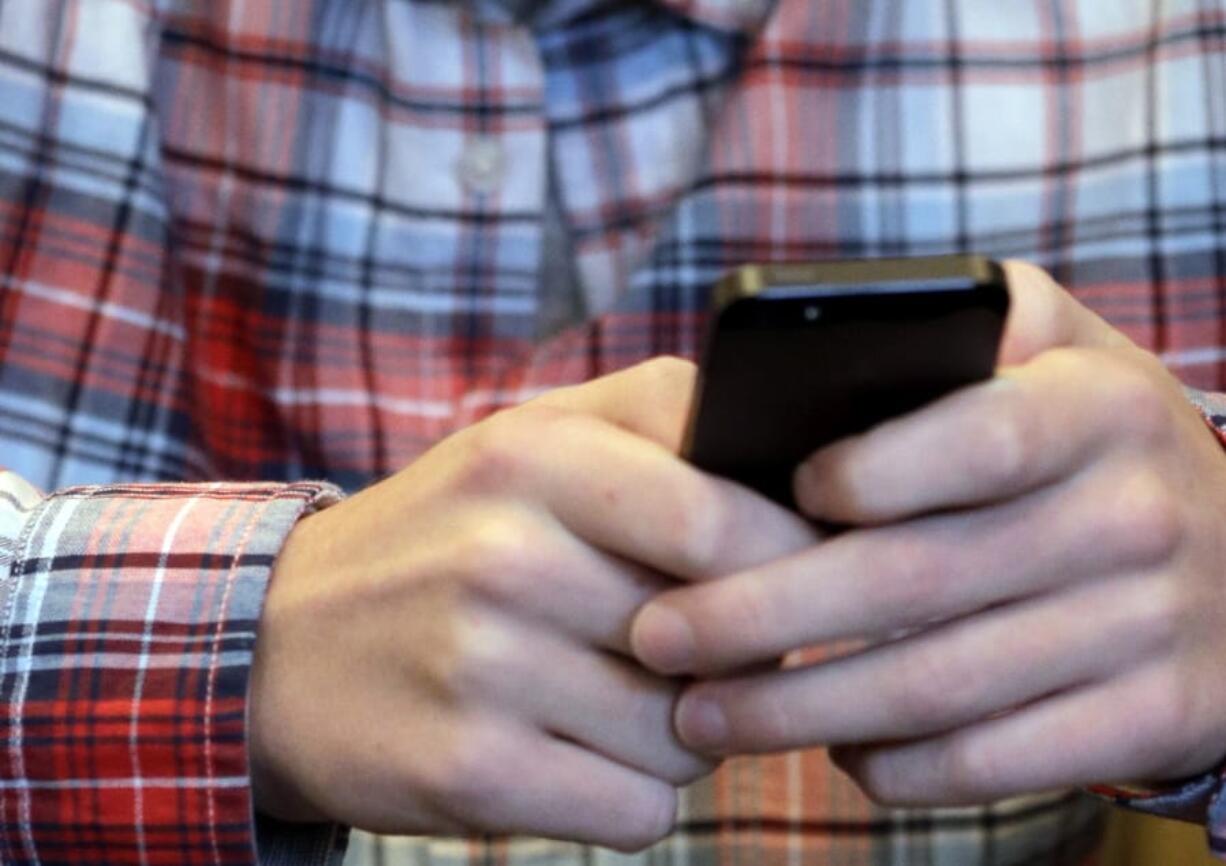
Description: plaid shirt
3,0,1226,864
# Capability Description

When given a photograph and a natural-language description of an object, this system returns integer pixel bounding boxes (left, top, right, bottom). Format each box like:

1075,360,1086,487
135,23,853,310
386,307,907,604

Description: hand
631,263,1226,806
248,357,818,849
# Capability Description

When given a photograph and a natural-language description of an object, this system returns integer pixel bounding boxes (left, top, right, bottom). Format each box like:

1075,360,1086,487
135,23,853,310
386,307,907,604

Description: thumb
997,260,1133,366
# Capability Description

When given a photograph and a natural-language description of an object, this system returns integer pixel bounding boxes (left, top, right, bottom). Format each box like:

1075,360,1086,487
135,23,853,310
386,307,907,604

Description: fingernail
676,692,728,751
632,604,695,674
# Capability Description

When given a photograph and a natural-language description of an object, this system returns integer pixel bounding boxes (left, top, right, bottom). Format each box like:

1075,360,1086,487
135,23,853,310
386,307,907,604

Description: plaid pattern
2,0,1226,864
0,477,343,865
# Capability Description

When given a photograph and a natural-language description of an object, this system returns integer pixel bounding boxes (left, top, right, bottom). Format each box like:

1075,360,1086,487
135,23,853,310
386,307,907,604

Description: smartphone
682,255,1010,506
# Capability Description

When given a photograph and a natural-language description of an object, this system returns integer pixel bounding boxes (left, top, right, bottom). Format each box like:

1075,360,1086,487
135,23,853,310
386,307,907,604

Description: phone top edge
713,255,1003,310
756,275,986,299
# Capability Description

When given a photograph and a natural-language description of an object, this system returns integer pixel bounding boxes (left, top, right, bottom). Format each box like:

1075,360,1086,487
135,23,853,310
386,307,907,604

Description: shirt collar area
655,0,775,36
466,0,774,36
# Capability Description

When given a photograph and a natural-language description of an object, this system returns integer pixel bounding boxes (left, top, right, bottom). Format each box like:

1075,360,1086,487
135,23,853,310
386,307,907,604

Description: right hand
248,357,819,851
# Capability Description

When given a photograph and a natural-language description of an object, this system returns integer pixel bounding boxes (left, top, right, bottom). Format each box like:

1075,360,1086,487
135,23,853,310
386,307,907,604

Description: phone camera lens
804,305,821,321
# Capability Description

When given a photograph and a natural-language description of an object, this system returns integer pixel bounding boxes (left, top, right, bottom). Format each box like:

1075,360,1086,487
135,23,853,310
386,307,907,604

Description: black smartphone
682,255,1010,506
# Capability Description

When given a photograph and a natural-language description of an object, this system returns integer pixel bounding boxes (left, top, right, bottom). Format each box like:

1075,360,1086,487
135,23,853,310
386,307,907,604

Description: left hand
631,261,1226,806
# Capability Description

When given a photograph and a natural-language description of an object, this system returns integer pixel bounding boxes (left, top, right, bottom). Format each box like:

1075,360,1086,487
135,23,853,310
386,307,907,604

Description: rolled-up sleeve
0,472,346,866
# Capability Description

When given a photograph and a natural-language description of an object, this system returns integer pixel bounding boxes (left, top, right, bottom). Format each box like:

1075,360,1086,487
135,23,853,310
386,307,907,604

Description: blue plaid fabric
2,1,1226,864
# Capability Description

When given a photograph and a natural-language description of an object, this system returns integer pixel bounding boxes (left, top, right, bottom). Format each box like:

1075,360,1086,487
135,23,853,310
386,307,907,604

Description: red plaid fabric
0,477,342,865
2,0,1226,863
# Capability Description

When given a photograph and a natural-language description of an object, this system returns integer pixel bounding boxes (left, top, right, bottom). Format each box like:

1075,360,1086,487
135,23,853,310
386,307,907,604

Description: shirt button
457,135,506,195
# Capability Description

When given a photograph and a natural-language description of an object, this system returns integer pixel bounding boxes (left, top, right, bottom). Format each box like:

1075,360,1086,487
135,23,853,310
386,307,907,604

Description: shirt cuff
1184,385,1226,446
255,813,349,866
1088,759,1226,857
0,479,344,866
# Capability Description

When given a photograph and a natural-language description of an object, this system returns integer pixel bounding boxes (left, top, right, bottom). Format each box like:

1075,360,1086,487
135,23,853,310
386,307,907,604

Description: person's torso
4,1,1223,862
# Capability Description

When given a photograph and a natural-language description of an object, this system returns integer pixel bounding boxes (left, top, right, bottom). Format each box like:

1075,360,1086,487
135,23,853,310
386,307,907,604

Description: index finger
532,356,698,454
792,263,1145,525
792,345,1121,525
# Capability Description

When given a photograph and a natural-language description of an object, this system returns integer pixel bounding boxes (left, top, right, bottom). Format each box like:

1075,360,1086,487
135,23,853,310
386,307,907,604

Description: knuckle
869,532,950,623
1103,472,1184,567
452,517,539,600
669,482,731,575
427,608,513,703
422,723,515,815
1132,576,1191,651
897,642,961,726
892,644,974,732
637,355,698,395
456,413,537,492
459,404,601,493
971,393,1035,493
725,579,779,655
939,737,999,803
536,402,605,442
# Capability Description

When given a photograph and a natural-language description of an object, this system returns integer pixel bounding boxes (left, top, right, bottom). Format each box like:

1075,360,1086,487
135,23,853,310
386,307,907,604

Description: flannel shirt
4,0,1226,864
